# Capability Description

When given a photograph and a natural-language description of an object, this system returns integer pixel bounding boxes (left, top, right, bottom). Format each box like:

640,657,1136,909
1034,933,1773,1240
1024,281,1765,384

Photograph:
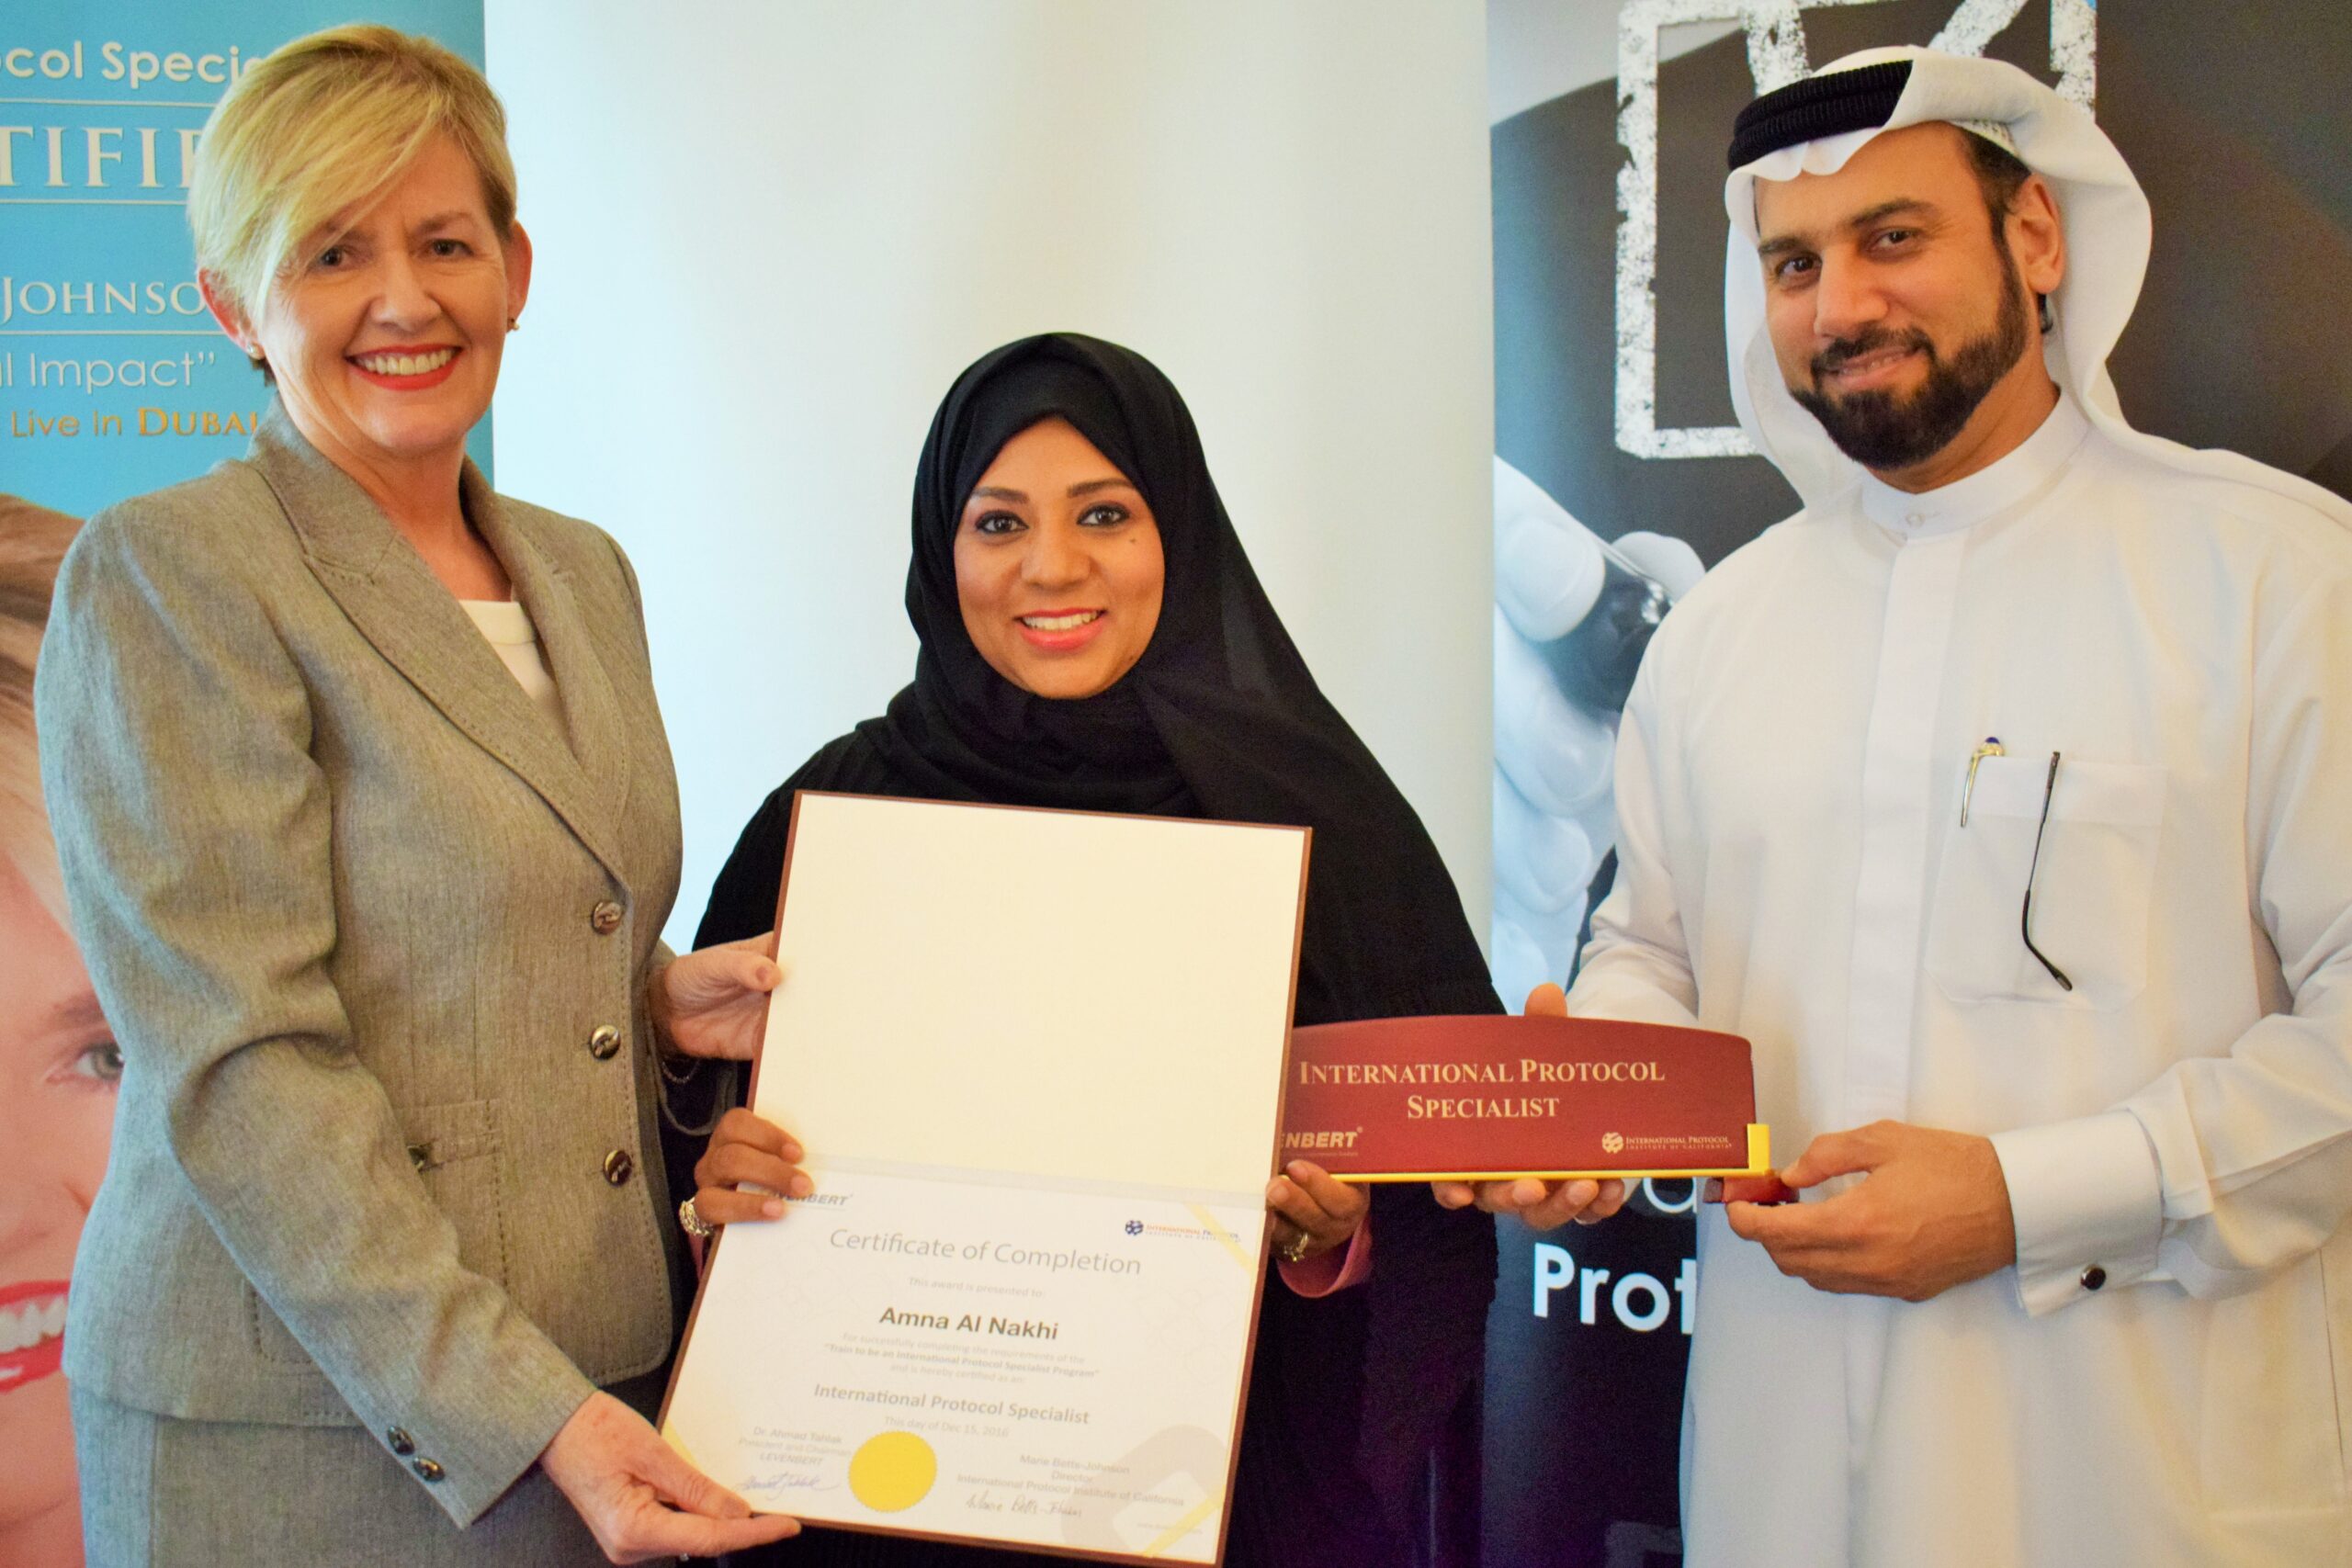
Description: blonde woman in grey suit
34,28,805,1568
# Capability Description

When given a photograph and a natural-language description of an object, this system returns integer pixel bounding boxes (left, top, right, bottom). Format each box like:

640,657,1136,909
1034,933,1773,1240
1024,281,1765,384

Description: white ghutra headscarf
1720,45,2352,529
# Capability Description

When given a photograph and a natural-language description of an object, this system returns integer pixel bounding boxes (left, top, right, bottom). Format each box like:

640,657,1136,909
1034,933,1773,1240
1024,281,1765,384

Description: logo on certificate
1122,1218,1217,1243
1602,1131,1625,1155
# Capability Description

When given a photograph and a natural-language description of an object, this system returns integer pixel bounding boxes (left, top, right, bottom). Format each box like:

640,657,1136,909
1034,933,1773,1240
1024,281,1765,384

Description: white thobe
1568,395,2352,1567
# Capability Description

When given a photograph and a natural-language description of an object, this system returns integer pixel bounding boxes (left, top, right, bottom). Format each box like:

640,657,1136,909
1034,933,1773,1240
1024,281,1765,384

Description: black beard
1791,260,2030,473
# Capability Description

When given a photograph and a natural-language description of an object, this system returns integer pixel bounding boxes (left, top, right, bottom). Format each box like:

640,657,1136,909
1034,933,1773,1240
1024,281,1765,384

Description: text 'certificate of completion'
662,793,1309,1564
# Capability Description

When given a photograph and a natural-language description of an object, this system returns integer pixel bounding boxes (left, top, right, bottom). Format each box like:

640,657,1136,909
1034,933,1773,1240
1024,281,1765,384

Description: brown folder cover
1281,1014,1773,1181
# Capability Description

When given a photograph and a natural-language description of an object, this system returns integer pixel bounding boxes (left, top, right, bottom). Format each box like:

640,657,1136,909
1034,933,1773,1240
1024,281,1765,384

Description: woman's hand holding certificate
648,931,786,1062
695,1110,815,1224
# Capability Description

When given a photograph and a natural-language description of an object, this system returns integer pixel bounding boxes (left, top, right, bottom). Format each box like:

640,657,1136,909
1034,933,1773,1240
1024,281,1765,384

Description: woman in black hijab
686,333,1498,1567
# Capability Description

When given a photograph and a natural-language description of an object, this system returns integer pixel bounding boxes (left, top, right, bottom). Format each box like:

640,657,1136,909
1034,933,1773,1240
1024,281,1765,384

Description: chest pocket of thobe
1924,755,2167,1011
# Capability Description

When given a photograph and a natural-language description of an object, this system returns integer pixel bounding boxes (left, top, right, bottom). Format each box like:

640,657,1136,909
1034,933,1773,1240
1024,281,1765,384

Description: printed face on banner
1754,124,2050,477
212,134,529,483
954,418,1166,700
0,855,116,1551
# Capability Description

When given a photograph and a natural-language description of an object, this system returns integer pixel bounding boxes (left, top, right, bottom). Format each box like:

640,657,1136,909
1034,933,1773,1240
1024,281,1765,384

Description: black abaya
688,335,1498,1568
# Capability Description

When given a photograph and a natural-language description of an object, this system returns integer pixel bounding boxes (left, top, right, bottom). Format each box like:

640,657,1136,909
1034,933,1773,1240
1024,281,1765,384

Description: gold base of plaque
1339,1123,1775,1184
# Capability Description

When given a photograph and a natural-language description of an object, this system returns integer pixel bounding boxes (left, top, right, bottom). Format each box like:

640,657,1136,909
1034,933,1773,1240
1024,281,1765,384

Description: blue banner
3,2,488,518
1,11,482,1568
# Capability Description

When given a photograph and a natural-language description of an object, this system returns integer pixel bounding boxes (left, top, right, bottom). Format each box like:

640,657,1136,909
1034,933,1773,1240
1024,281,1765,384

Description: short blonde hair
190,24,516,321
0,495,80,916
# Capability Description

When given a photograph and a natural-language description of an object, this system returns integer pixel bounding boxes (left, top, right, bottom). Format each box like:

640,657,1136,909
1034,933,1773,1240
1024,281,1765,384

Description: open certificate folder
662,794,1310,1564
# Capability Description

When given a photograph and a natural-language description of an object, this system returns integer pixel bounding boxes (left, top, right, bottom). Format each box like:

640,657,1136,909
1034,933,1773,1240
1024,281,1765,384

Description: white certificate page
662,794,1309,1564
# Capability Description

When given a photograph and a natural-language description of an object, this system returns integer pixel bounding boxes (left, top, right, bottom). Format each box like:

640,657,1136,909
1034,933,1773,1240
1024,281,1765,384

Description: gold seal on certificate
661,794,1309,1564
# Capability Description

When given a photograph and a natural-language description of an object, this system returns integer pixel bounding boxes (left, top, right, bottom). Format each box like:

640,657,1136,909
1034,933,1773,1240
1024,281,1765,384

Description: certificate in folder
662,793,1309,1564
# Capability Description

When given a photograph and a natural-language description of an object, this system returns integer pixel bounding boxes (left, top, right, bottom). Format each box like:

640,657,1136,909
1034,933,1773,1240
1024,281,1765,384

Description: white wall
485,0,1495,950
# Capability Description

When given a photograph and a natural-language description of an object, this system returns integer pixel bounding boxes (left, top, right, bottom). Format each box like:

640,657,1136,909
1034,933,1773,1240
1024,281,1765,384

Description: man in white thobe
1457,47,2352,1567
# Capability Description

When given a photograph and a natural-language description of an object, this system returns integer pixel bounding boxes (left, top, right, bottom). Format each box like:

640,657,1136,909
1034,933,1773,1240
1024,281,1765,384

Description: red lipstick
0,1280,68,1394
1014,609,1108,652
348,344,461,390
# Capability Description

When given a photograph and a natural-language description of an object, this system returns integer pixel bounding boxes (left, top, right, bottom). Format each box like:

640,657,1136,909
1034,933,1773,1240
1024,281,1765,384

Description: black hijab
694,334,1496,1568
846,331,1498,1026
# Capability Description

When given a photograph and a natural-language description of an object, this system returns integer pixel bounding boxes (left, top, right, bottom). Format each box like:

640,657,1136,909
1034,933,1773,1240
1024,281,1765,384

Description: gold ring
679,1195,716,1238
1278,1228,1311,1264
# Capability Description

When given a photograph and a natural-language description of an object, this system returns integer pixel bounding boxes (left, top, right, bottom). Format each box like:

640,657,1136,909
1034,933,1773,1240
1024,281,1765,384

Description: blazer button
591,899,625,934
412,1458,445,1483
603,1149,636,1186
386,1427,415,1457
2080,1264,2108,1292
588,1025,622,1060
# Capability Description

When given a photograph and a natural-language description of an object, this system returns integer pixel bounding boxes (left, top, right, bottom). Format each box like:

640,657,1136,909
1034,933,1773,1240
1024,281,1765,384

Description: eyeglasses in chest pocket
1924,753,2168,1011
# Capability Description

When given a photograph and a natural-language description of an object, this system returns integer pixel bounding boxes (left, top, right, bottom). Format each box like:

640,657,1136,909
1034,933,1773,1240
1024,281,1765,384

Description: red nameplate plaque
1282,1014,1776,1184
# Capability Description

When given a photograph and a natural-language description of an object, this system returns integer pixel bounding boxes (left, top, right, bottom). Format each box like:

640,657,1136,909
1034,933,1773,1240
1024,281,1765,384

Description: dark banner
1484,3,2352,1563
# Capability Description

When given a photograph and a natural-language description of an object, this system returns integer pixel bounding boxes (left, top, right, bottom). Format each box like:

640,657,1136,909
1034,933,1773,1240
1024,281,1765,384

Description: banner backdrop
3,1,490,518
0,8,481,1564
1484,3,2352,1565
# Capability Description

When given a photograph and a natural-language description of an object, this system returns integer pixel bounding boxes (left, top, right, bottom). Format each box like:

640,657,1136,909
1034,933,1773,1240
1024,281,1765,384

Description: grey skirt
72,1373,671,1568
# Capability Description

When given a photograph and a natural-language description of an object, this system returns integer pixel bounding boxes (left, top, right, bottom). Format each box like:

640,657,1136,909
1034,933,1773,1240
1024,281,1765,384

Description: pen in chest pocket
1960,737,2005,827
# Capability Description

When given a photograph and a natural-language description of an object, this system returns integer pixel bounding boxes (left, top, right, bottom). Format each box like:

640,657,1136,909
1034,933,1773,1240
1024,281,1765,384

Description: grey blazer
37,405,686,1528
